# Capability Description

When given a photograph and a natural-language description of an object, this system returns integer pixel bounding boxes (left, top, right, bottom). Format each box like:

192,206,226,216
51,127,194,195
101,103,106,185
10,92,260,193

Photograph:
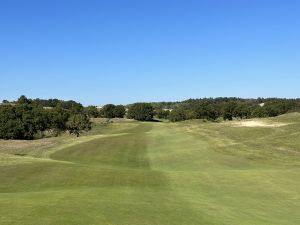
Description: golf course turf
0,113,299,225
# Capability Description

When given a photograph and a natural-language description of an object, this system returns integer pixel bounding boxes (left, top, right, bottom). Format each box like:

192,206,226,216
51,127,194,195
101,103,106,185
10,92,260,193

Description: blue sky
0,0,299,105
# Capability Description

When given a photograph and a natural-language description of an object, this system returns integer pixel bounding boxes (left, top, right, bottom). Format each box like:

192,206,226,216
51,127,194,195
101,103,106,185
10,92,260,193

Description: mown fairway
0,114,300,225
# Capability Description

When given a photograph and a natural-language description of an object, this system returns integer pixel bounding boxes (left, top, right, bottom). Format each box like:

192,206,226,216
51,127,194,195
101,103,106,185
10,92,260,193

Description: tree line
0,96,91,139
153,98,300,122
86,97,300,123
1,96,299,140
84,103,154,121
84,104,126,119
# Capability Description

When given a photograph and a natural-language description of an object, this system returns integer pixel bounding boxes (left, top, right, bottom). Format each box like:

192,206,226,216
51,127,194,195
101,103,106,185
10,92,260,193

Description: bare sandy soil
231,120,289,127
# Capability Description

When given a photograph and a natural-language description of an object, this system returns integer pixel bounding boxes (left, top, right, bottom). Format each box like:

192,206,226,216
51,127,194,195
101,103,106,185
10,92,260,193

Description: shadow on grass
140,119,162,123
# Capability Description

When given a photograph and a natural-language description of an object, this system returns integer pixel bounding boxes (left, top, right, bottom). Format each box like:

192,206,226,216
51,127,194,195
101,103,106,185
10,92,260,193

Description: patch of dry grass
0,138,57,155
231,120,289,127
90,117,134,124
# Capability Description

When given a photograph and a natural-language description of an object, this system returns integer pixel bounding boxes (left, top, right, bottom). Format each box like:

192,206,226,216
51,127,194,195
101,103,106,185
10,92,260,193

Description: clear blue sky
0,0,299,105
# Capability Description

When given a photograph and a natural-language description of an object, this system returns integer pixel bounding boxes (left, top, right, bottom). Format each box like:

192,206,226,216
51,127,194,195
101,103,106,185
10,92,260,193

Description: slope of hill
0,113,299,225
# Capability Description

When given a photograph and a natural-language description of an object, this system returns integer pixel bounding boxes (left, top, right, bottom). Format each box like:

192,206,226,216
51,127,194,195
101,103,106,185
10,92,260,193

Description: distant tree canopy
155,109,170,119
0,96,91,140
1,96,299,139
84,106,100,118
30,97,83,111
113,105,126,118
101,104,116,118
169,108,190,122
127,103,154,121
17,95,32,105
153,98,300,122
100,104,126,118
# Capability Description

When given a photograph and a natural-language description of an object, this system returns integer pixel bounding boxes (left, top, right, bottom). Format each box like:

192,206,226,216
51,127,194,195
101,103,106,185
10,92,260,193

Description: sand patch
231,120,289,128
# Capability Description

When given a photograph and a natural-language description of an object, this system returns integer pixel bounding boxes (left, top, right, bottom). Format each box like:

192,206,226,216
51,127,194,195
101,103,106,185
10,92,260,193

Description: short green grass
0,114,299,225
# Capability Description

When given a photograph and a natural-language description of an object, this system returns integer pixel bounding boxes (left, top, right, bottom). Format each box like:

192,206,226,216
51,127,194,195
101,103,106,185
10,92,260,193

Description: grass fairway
0,114,300,225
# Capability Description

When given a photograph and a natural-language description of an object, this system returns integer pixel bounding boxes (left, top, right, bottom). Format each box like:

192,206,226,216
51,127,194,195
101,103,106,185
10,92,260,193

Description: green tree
205,104,220,121
48,107,69,134
67,114,91,137
17,95,31,105
18,105,37,139
223,102,238,120
84,106,99,118
113,105,126,118
0,96,93,140
0,105,24,139
127,103,154,121
155,109,170,119
169,108,187,122
0,104,40,140
252,106,267,118
101,104,116,118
